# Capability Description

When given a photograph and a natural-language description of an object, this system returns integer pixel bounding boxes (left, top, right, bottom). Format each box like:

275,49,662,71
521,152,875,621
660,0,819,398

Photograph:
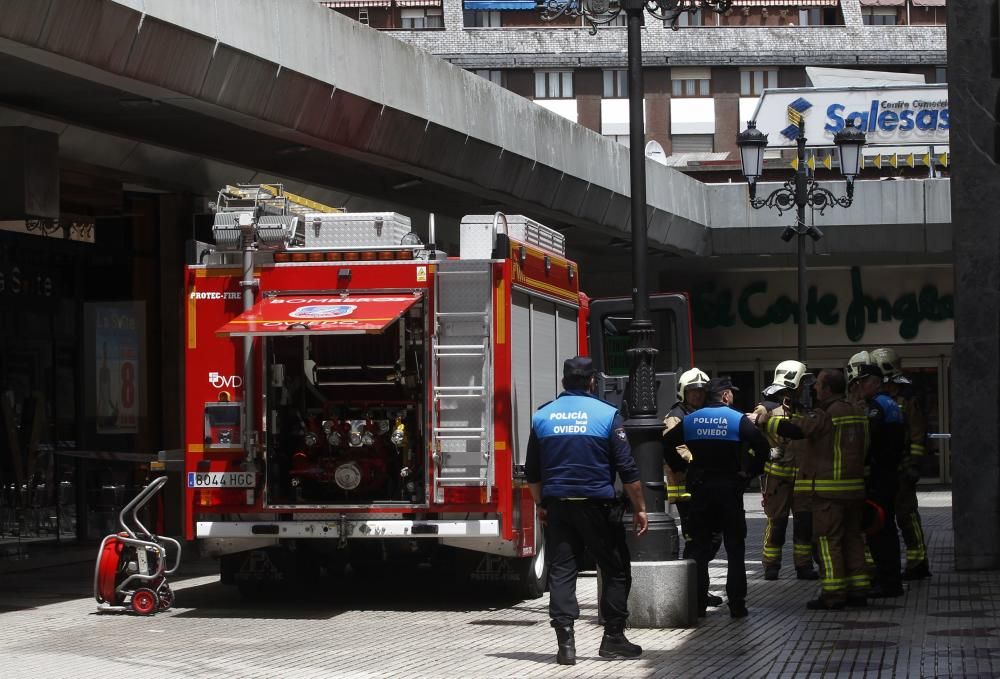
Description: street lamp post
736,119,866,361
539,0,734,565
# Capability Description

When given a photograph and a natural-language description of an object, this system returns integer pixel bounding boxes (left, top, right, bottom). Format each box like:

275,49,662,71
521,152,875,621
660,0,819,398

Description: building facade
320,0,953,481
322,0,946,169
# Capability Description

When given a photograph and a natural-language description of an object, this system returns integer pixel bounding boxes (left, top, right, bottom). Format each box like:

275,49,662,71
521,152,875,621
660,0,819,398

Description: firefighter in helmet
849,350,906,598
662,369,723,607
871,347,931,580
754,361,819,581
754,368,870,609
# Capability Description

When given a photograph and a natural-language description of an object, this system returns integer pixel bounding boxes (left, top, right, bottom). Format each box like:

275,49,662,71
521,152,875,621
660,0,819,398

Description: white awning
733,0,838,5
601,99,645,136
670,98,716,135
319,0,391,8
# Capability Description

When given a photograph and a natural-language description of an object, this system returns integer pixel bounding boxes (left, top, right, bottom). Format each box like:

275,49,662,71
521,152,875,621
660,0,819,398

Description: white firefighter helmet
677,368,710,400
761,360,807,398
870,347,903,379
847,350,879,385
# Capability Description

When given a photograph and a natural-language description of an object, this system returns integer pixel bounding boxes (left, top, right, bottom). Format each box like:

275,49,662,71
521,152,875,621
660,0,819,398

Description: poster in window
90,303,143,434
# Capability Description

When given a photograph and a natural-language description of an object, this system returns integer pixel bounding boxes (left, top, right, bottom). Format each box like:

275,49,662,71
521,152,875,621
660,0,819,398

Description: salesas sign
750,84,949,148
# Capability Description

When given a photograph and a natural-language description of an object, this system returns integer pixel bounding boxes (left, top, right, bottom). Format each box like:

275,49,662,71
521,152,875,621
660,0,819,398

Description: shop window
535,70,574,99
473,69,505,86
603,69,628,98
740,69,778,97
464,10,501,27
863,7,898,25
401,7,443,28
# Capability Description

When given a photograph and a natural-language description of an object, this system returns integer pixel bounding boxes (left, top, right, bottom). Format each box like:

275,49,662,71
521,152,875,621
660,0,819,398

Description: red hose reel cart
94,477,181,615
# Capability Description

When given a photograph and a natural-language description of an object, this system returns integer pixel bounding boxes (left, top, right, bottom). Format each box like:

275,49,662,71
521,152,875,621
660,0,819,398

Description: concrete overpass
0,0,950,263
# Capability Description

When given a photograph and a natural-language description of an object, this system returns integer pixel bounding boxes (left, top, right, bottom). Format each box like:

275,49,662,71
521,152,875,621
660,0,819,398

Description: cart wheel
157,584,174,611
131,588,159,616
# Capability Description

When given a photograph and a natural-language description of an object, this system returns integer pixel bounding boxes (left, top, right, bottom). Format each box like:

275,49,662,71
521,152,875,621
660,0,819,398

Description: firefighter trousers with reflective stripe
761,474,813,569
895,478,928,569
812,497,869,605
867,476,903,590
688,476,748,611
676,501,722,561
545,499,631,628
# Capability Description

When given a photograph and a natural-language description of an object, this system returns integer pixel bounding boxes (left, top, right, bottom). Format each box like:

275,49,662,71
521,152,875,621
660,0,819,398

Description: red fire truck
184,185,691,596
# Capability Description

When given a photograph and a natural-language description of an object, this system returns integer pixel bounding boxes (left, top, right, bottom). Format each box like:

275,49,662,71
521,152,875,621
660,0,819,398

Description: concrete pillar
948,0,1000,570
645,67,671,153
576,69,602,135
712,67,740,156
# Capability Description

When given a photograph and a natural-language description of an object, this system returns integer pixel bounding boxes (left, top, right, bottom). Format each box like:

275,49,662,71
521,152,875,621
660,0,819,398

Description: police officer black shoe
554,625,576,666
806,598,845,611
706,594,724,607
764,567,780,581
796,568,820,581
598,625,642,659
728,600,749,618
868,583,905,598
846,593,868,607
901,562,932,581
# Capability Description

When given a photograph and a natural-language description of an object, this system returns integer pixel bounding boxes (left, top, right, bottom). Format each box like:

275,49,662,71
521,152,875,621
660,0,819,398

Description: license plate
187,472,256,488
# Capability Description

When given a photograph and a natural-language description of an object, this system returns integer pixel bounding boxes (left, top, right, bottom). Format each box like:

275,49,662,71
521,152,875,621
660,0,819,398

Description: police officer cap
563,356,597,379
707,376,739,394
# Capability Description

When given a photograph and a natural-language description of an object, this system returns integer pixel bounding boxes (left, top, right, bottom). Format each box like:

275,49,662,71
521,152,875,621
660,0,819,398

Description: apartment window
603,70,628,98
798,8,822,25
740,69,778,97
463,10,501,27
473,69,505,86
401,8,443,29
671,67,711,97
535,70,574,99
676,9,702,26
934,66,947,84
862,7,897,25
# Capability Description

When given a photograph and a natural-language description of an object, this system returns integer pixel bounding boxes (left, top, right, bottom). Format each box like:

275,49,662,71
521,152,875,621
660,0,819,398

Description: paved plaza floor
1,491,998,678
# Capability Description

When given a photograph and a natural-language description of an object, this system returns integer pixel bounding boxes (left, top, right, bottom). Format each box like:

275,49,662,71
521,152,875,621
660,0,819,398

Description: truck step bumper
196,519,500,539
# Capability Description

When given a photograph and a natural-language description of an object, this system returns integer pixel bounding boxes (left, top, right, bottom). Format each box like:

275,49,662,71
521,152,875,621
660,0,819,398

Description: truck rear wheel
514,527,547,599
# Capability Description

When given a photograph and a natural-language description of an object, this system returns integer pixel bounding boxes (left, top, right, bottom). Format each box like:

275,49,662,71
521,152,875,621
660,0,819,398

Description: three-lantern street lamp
735,119,866,361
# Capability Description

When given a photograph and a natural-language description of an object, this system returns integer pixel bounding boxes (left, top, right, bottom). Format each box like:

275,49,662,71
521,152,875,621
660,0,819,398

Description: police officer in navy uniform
526,356,648,666
662,376,770,619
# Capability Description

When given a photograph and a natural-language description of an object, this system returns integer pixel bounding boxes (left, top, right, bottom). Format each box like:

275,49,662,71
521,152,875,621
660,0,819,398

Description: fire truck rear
184,185,590,596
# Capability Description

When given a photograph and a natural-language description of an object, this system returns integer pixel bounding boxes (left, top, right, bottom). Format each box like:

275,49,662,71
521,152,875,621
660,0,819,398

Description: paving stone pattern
1,491,998,678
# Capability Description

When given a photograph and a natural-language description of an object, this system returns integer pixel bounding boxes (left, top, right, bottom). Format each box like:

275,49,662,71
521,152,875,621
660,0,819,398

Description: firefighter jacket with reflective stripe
754,399,797,478
887,383,927,470
525,390,640,499
867,393,907,483
663,403,769,478
662,402,694,502
763,397,869,500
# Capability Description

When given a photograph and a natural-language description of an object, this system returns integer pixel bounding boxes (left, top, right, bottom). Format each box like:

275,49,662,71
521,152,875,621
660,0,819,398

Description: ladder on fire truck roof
431,259,494,503
219,184,343,217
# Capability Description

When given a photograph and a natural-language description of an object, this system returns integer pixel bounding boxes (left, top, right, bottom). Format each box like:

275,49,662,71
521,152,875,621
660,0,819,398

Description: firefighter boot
796,567,820,581
599,624,642,659
554,625,575,666
901,561,932,581
764,566,780,581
